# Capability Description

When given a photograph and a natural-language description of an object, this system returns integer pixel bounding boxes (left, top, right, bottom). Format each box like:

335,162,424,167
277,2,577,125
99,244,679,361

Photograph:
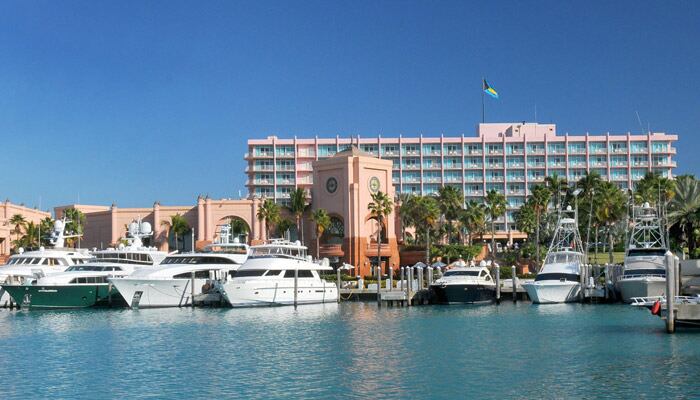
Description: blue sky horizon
1,1,698,210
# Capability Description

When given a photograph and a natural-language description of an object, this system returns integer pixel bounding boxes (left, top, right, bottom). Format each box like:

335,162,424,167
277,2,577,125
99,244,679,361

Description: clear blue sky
1,1,698,210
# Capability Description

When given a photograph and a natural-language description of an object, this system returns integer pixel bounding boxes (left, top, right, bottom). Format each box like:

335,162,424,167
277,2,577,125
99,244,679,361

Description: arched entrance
219,216,251,244
365,215,389,276
320,215,345,268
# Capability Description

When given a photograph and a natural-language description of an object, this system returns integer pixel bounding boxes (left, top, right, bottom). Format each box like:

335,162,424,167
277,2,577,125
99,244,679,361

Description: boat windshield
535,273,580,282
443,270,480,277
250,246,305,259
66,265,123,272
624,268,665,277
204,245,248,254
161,256,237,265
545,253,582,265
627,249,667,257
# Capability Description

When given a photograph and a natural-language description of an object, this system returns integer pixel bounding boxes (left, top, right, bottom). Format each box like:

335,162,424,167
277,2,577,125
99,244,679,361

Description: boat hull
429,284,496,304
110,277,211,308
218,281,338,307
617,277,666,303
523,281,581,304
1,284,124,309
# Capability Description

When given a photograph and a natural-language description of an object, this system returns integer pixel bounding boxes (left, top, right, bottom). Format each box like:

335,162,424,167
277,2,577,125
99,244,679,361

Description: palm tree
485,190,507,260
545,172,568,211
288,188,309,244
168,214,190,252
412,196,441,264
9,214,26,250
577,171,602,249
39,217,54,246
594,182,628,264
438,185,463,244
530,185,552,264
397,193,416,243
256,198,281,240
311,209,331,260
229,218,249,243
276,218,295,240
634,171,676,205
668,175,700,255
459,200,487,245
515,201,537,236
367,191,393,276
63,208,86,248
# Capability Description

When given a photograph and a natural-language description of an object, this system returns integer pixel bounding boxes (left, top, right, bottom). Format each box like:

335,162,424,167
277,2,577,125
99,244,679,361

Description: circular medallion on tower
369,176,380,193
326,177,338,193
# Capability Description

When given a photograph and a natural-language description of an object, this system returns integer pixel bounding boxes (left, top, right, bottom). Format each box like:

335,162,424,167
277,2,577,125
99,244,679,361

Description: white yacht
216,239,337,307
616,203,668,303
0,219,92,306
2,220,168,309
429,266,497,304
523,206,586,304
109,226,249,308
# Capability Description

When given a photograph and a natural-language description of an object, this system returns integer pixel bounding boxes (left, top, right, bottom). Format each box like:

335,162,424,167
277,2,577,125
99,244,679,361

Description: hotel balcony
251,152,274,158
403,164,420,170
611,148,628,154
248,166,274,172
487,176,505,182
465,191,484,197
402,150,420,156
444,177,462,183
275,153,295,158
508,189,526,195
247,179,274,185
569,163,586,168
402,178,420,183
631,161,650,167
547,163,565,168
297,150,316,158
527,163,545,168
445,150,462,156
277,179,295,185
465,150,483,155
527,150,545,155
444,164,463,170
590,162,607,168
508,176,525,182
508,149,524,155
590,148,607,154
464,164,483,169
487,149,504,155
610,163,628,168
631,148,649,154
275,165,295,171
423,164,442,170
612,175,629,181
529,176,545,182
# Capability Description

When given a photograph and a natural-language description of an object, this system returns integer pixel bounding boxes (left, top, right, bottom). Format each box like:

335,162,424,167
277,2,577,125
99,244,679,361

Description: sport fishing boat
429,266,497,304
215,239,337,307
522,206,586,304
0,219,92,306
616,202,668,303
109,225,249,308
2,220,168,309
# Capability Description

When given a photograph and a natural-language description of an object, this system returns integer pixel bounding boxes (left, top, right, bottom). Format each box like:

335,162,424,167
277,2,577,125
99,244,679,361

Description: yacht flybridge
1,219,168,309
109,225,249,308
616,202,668,303
215,239,338,307
0,219,92,306
522,206,586,304
429,266,497,304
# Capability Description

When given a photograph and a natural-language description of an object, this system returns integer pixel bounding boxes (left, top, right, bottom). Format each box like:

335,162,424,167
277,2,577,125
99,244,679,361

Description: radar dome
54,220,64,230
128,222,139,236
118,243,126,250
233,237,240,244
566,205,573,211
140,221,152,234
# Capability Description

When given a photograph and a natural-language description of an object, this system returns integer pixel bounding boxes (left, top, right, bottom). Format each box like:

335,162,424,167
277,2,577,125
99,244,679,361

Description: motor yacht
2,220,167,309
616,203,668,303
215,239,337,307
109,226,249,308
0,219,92,306
429,266,496,304
522,206,586,304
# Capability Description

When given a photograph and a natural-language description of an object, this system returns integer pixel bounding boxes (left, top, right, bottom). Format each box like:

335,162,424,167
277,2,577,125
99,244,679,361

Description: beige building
0,201,52,260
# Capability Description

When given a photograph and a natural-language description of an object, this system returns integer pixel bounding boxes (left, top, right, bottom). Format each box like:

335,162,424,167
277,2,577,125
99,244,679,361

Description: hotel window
589,156,606,167
254,160,273,171
527,143,545,154
609,142,627,153
465,157,482,168
276,173,294,184
402,144,419,155
254,146,273,157
548,157,564,167
652,155,668,166
255,174,272,184
610,156,627,167
392,172,400,183
464,143,482,155
547,143,565,154
569,169,585,181
631,169,647,180
275,145,294,157
508,183,524,194
486,183,504,193
444,171,461,182
486,157,503,168
423,144,441,155
527,156,545,168
568,142,586,154
568,156,585,167
630,141,648,153
422,158,441,169
444,144,461,155
403,158,419,169
360,144,378,155
465,171,483,182
507,197,524,208
507,171,524,182
276,160,294,171
487,144,503,154
318,145,336,157
548,169,566,178
652,142,668,153
631,156,648,167
506,156,524,168
423,171,441,183
528,170,544,181
465,184,482,195
487,171,504,182
424,184,440,195
444,157,461,169
506,143,524,154
382,144,398,156
588,142,606,154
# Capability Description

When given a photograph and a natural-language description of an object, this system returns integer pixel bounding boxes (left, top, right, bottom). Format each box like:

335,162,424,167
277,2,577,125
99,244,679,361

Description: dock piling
190,271,195,308
336,268,341,303
294,268,298,308
400,267,405,293
407,267,413,306
665,251,675,333
511,265,517,303
494,264,500,303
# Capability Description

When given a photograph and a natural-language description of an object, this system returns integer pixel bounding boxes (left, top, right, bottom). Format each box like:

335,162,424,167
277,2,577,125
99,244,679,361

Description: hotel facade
246,122,677,236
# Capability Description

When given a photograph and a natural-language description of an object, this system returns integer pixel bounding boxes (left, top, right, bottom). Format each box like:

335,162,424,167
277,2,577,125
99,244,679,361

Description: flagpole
481,77,485,124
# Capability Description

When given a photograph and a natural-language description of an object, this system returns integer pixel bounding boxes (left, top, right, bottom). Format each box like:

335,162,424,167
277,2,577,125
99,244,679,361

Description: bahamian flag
483,79,499,99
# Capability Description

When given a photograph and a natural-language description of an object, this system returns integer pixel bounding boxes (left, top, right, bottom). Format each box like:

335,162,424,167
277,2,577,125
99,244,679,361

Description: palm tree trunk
594,227,599,263
608,226,614,264
377,223,382,286
425,227,431,265
175,232,178,252
535,211,541,264
300,216,304,245
491,220,496,261
316,235,320,260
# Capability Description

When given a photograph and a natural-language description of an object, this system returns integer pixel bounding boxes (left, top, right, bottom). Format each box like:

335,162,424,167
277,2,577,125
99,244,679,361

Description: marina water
1,303,699,399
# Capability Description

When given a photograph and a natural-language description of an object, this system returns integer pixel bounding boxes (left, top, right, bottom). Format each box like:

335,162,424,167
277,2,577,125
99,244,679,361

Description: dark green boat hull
2,284,126,309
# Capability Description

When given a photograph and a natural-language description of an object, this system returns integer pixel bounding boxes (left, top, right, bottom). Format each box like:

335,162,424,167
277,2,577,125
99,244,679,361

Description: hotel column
197,196,205,241
110,203,118,246
205,196,213,241
153,201,163,250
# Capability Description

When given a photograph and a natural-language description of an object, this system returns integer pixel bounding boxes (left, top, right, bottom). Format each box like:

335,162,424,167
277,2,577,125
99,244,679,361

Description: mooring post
377,263,382,307
427,266,433,286
400,267,405,292
418,266,424,290
579,264,586,302
407,267,413,306
665,251,675,333
511,265,517,303
190,271,196,308
603,264,609,300
294,268,299,308
495,264,501,304
336,268,341,303
674,256,680,296
388,269,393,291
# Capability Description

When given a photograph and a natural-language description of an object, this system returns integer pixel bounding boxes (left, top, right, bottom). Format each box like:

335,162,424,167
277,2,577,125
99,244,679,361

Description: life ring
651,300,661,315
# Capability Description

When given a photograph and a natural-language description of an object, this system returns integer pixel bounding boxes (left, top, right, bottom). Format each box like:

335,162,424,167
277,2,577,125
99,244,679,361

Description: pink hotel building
246,122,677,236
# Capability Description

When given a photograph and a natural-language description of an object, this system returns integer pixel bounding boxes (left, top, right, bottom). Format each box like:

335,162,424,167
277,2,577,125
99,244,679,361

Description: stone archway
217,216,251,244
321,215,344,245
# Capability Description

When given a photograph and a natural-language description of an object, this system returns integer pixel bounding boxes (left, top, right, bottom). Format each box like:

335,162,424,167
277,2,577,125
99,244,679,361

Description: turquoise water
1,302,699,399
